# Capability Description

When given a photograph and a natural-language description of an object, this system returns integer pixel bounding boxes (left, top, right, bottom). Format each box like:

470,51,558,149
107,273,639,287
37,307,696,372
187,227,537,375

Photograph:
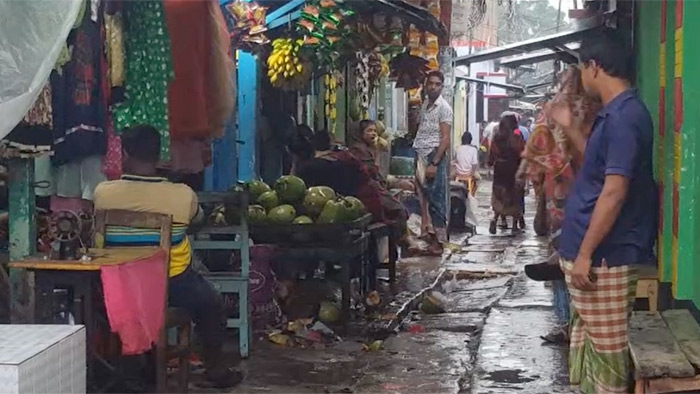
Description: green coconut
303,186,337,217
336,197,356,222
318,301,340,324
343,196,366,221
257,191,280,212
246,205,267,225
316,199,345,224
292,215,313,224
245,180,271,202
274,175,307,205
267,204,297,224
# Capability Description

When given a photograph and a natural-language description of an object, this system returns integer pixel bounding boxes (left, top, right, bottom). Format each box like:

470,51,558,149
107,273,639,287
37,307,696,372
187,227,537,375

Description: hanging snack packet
298,18,316,32
302,5,320,19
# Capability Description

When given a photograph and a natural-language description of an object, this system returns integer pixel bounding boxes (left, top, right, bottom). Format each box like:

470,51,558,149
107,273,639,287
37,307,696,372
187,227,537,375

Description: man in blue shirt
550,30,657,393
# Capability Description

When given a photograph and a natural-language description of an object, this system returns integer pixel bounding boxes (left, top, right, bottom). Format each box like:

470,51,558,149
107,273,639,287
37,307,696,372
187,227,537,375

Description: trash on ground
419,291,447,314
268,318,341,348
406,324,426,334
362,340,384,352
365,290,381,307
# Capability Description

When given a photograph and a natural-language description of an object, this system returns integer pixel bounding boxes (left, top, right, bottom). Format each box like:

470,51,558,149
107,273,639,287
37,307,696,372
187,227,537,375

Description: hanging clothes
163,0,210,139
167,138,211,176
103,127,122,180
23,84,53,127
2,124,53,157
101,8,122,181
104,11,125,89
34,154,106,202
112,0,173,161
51,0,108,166
163,0,234,140
207,1,235,136
54,155,106,200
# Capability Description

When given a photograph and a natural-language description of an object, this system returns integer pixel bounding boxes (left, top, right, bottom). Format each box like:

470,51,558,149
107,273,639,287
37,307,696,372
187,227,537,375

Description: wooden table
9,247,161,271
9,247,160,392
271,234,369,324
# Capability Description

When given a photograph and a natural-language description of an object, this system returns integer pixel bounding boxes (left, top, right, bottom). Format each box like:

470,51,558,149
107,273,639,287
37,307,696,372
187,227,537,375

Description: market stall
1,0,448,380
1,0,244,389
205,0,447,335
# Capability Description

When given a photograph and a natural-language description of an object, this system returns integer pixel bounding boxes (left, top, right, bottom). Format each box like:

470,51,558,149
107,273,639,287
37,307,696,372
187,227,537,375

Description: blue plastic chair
192,192,250,358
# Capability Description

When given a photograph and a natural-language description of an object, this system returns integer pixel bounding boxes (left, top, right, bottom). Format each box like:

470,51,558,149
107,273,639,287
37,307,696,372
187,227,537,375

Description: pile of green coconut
245,176,367,225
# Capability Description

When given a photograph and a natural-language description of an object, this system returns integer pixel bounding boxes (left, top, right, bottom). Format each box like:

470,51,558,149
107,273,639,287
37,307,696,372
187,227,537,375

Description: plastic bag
0,0,83,139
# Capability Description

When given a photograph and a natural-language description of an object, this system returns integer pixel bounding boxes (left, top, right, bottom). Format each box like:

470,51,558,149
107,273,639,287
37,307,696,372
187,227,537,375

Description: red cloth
100,250,168,355
163,0,233,139
164,0,212,139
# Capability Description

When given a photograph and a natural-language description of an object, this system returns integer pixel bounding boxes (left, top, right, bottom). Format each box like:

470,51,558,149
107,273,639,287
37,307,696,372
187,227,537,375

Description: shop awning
509,100,537,111
499,43,580,69
263,0,446,38
264,0,304,30
455,75,526,95
351,0,447,39
454,16,602,67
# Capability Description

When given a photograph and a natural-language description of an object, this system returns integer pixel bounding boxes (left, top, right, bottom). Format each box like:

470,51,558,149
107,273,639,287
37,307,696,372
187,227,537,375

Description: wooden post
237,50,259,182
8,158,36,323
205,46,239,191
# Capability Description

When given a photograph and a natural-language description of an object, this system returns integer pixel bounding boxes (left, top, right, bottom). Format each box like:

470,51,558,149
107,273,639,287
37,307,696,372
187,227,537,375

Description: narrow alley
224,179,571,394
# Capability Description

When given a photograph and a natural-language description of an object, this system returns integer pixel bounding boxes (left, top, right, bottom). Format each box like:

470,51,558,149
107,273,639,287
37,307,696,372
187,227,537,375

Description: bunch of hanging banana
267,38,306,88
324,73,337,133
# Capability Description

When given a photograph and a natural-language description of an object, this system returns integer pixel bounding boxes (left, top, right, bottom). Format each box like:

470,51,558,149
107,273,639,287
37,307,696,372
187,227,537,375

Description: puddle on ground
485,369,537,384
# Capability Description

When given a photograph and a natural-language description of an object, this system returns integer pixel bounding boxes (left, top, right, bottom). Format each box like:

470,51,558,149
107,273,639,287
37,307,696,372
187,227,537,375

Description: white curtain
0,0,83,138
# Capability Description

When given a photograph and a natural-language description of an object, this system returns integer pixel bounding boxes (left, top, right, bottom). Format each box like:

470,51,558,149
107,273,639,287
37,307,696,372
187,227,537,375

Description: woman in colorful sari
520,66,601,344
348,120,411,232
487,114,525,234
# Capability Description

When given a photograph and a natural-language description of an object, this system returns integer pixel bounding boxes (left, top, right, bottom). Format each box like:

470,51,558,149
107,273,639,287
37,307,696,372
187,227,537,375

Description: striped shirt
93,174,200,277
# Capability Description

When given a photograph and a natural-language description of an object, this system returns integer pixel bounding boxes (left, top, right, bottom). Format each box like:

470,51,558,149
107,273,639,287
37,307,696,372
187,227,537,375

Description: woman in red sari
290,128,385,222
487,114,525,234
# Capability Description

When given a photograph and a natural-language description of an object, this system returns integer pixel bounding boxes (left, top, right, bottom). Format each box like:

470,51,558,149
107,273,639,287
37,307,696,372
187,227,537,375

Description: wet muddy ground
201,181,571,394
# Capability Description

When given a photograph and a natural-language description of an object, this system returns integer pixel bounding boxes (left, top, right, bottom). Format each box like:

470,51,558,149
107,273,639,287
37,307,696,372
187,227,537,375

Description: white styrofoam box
0,325,86,394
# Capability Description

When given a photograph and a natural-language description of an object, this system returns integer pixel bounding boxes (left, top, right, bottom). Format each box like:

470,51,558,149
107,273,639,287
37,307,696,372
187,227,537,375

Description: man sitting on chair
94,125,240,388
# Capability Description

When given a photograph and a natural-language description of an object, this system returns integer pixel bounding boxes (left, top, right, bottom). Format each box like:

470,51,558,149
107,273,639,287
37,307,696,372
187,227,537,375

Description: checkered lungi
560,259,638,394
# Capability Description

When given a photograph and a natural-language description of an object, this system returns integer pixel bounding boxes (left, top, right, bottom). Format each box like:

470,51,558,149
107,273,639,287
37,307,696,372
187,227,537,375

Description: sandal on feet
540,327,569,345
524,262,565,281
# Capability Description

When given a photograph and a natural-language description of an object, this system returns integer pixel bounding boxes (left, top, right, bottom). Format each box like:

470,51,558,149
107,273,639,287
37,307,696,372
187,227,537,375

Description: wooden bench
636,265,659,312
629,310,700,393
